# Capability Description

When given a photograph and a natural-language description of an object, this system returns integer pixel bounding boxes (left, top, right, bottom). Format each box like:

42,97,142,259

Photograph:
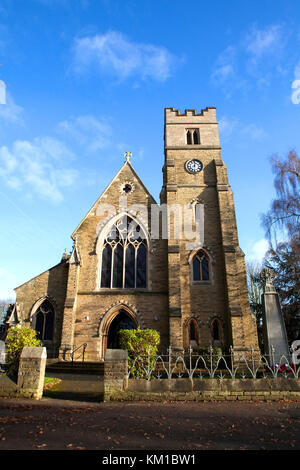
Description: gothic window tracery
100,215,147,289
192,250,210,281
188,318,199,345
186,129,200,145
34,299,54,341
211,317,223,346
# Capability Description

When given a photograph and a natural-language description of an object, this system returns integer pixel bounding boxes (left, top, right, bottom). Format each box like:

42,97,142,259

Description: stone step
46,361,104,375
43,371,104,402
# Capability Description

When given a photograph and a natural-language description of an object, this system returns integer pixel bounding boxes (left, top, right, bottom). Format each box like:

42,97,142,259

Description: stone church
11,106,259,361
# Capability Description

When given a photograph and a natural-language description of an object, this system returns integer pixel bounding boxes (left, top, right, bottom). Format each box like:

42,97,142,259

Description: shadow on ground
44,372,104,403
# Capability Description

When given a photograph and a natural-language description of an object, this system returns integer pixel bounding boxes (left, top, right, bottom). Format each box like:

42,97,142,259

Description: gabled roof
68,237,81,265
14,259,67,291
71,160,157,238
6,304,20,325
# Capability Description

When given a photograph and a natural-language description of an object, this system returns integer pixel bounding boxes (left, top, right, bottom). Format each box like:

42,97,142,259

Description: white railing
128,346,300,380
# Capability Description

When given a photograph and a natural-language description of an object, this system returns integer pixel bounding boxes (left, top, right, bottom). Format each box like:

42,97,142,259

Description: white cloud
246,238,269,264
212,23,288,93
219,116,266,141
245,25,284,60
58,115,112,151
72,31,177,83
246,25,284,58
211,46,236,84
0,137,78,202
294,61,300,79
0,91,24,124
218,116,239,138
291,61,300,104
240,123,267,141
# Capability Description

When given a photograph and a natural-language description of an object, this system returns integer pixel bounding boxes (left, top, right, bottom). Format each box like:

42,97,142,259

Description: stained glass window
192,250,210,281
34,300,54,341
101,215,147,289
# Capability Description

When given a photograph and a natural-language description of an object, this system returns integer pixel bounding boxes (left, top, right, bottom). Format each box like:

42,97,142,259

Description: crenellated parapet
164,106,220,148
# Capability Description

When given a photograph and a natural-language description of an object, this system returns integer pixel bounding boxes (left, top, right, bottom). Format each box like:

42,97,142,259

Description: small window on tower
186,129,200,145
186,130,192,145
193,130,199,144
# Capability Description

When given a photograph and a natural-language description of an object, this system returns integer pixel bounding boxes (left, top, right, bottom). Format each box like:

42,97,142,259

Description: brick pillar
17,347,47,399
103,349,128,401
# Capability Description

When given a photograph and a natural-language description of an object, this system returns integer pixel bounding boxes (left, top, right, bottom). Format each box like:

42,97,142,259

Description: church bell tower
161,107,259,354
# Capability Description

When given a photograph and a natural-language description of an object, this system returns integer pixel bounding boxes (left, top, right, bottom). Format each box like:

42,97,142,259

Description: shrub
194,346,224,368
119,327,160,378
5,326,42,374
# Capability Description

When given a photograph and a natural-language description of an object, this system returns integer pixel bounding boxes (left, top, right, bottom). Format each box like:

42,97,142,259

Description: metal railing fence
128,346,300,380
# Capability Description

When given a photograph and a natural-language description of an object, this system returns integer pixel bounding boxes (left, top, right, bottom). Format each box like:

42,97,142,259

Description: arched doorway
107,310,136,350
31,298,55,341
100,305,139,358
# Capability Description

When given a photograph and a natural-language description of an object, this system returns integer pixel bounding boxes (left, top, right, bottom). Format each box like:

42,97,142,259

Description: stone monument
261,267,290,365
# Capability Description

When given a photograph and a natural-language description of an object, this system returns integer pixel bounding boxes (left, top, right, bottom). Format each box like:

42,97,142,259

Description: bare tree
0,300,12,324
262,151,300,241
0,300,14,340
246,262,264,350
261,151,300,343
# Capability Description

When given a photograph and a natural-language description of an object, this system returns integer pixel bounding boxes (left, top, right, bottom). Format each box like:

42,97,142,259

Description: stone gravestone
261,268,290,365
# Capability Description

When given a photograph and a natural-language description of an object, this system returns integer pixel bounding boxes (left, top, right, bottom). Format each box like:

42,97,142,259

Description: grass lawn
43,377,61,390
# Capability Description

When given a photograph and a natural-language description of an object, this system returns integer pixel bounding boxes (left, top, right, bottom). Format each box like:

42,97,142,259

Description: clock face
185,159,203,174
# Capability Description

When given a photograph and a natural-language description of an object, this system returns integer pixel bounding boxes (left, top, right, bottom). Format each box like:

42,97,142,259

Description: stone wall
103,349,128,401
163,107,259,353
112,377,300,402
0,346,47,399
14,262,68,357
102,350,300,402
60,162,170,360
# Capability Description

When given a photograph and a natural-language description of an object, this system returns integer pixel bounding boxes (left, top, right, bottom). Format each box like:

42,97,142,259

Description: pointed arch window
211,318,223,346
34,299,54,341
186,129,200,145
212,319,220,341
193,130,199,144
100,215,148,289
188,318,199,345
190,320,196,341
186,130,192,145
192,250,210,281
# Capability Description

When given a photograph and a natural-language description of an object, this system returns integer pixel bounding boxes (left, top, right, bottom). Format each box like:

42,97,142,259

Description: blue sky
0,0,300,299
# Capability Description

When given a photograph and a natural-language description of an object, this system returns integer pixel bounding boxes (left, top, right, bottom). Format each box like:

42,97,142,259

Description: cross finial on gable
124,151,132,163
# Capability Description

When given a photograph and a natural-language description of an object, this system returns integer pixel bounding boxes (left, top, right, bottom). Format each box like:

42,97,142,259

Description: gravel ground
0,397,300,451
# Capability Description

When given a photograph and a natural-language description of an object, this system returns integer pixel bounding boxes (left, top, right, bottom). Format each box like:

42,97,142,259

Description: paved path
0,398,300,450
44,372,103,402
